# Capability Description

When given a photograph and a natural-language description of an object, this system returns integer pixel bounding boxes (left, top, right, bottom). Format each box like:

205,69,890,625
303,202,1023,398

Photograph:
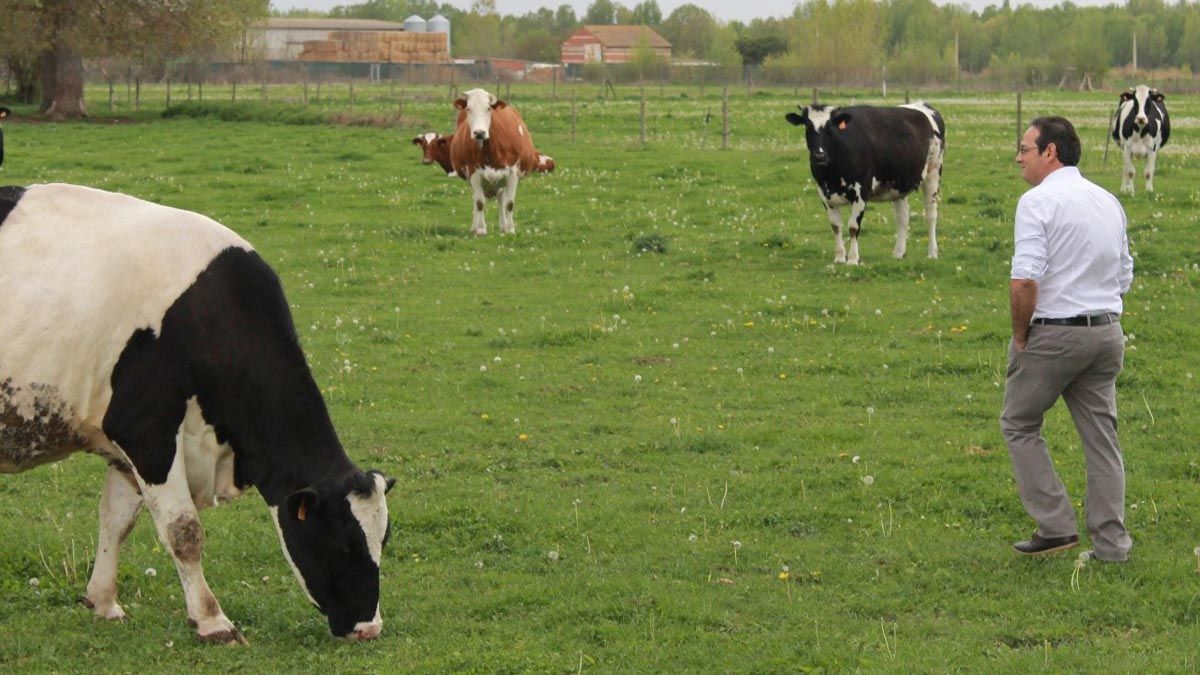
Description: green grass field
2,83,1199,671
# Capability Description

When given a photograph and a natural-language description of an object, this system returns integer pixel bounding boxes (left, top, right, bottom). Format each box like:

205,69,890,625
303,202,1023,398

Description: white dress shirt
1011,166,1134,319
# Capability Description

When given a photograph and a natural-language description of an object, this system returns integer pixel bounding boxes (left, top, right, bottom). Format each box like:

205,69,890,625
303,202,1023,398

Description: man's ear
286,488,320,522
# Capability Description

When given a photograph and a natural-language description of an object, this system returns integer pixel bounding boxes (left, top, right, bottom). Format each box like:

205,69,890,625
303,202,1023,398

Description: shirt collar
1040,165,1080,186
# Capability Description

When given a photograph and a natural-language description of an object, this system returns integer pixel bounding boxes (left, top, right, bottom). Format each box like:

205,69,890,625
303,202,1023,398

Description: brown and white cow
412,132,456,176
449,89,547,235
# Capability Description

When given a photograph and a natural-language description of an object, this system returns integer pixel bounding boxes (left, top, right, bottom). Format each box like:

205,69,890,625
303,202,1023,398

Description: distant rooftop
262,18,408,31
579,25,671,48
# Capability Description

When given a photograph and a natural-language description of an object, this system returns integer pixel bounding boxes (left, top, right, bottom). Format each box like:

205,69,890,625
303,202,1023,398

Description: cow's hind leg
826,206,847,264
1144,150,1158,193
84,463,142,621
135,448,247,645
892,198,910,259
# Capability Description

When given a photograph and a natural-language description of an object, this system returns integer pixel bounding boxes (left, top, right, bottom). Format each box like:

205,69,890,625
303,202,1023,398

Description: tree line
5,0,1200,119
308,0,1200,85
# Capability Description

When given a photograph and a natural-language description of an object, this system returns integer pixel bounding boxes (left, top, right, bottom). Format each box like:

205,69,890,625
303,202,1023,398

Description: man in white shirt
1001,116,1134,562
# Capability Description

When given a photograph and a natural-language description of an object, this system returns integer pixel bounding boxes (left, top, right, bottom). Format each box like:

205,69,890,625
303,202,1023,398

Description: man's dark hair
1029,116,1081,166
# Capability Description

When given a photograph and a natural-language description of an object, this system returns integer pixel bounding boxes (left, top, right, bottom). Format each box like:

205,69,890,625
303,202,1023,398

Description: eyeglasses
1017,145,1041,155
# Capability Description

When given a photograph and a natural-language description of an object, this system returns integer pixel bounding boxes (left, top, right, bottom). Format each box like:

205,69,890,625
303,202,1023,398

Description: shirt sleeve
1118,206,1134,295
1011,192,1048,281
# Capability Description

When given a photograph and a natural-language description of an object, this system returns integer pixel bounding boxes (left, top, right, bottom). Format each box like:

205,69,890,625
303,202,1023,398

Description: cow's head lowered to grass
274,470,395,639
455,88,506,145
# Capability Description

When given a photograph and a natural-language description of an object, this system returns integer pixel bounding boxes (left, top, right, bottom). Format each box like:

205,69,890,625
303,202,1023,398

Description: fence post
165,76,171,109
261,79,267,102
232,79,237,101
108,80,115,112
1015,90,1023,153
316,80,321,102
552,67,557,100
397,89,403,121
349,79,355,111
721,86,729,150
570,89,577,144
135,74,141,111
187,74,192,101
640,86,647,144
904,89,910,104
812,87,819,104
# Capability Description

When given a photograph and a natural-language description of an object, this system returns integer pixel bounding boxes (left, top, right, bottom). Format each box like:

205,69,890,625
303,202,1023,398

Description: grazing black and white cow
0,120,394,644
786,102,945,265
1112,85,1170,195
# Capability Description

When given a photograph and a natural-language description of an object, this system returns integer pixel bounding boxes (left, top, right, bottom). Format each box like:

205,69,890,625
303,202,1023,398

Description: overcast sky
269,0,1124,24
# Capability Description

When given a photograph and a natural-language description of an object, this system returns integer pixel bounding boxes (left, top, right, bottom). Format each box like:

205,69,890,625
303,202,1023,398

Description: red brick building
561,25,671,73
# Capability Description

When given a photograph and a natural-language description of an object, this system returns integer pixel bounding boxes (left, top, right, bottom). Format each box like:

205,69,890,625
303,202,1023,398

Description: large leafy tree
1,0,267,119
583,0,618,25
660,4,717,58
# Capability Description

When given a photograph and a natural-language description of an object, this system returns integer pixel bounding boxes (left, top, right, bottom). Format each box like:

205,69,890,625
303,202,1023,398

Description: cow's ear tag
297,502,308,521
838,120,847,130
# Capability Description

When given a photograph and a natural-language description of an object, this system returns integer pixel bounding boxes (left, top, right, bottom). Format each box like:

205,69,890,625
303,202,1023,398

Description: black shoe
1013,533,1080,556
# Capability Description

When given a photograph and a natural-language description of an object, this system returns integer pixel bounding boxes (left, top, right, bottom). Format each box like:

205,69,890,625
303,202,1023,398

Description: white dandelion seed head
670,417,678,425
475,560,485,569
547,550,560,562
480,365,487,372
862,475,875,486
866,406,875,415
688,533,698,542
28,577,39,587
852,455,860,464
145,567,157,577
767,346,775,354
732,540,742,549
1194,546,1200,556
634,374,642,383
493,356,502,362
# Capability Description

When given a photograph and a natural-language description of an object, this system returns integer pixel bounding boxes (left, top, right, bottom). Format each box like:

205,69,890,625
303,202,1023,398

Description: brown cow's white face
459,88,500,144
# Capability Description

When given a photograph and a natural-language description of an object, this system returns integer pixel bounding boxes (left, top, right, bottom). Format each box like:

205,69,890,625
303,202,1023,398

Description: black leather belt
1032,313,1118,326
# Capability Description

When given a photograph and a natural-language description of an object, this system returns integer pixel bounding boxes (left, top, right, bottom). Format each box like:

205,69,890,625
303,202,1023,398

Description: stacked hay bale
299,31,449,63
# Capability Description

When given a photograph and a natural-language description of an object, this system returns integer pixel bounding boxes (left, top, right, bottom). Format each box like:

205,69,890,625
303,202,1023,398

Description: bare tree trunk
40,42,87,119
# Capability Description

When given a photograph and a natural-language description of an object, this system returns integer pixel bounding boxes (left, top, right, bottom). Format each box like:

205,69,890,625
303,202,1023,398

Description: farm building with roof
560,25,671,74
249,17,449,64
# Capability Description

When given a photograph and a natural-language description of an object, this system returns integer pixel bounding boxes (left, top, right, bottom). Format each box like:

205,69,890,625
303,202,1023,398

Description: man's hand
1010,279,1038,351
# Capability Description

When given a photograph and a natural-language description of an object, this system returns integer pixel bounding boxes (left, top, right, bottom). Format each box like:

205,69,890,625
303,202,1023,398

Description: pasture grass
1,84,1199,671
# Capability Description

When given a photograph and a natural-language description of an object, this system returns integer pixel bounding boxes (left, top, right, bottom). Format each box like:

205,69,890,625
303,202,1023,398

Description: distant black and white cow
1,120,394,644
1112,85,1170,195
786,102,945,265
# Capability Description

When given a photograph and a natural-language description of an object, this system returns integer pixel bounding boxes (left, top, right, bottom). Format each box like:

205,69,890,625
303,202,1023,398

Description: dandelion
480,365,488,372
767,346,775,354
145,567,157,577
670,417,680,436
862,475,874,486
28,577,39,588
1194,546,1200,574
688,533,698,542
634,374,642,383
475,560,484,569
518,433,529,441
480,413,490,421
547,550,560,562
493,356,502,363
732,540,742,565
852,455,861,464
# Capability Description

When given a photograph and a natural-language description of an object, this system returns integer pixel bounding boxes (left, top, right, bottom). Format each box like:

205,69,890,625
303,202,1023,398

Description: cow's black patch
103,246,351,491
0,186,26,228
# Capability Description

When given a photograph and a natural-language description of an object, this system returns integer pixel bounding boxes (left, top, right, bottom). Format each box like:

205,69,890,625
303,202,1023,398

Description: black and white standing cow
0,120,394,644
1112,85,1170,195
785,102,945,265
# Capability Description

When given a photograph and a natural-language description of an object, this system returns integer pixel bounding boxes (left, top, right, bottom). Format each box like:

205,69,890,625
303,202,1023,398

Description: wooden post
904,89,910,104
721,86,730,150
303,78,309,105
570,90,577,143
135,75,141,111
552,67,557,100
187,75,192,101
1015,91,1023,153
261,79,267,102
397,90,403,121
232,79,237,101
126,66,132,104
349,79,355,111
640,87,647,144
165,77,171,109
199,72,204,101
812,87,819,104
316,80,321,101
108,80,115,112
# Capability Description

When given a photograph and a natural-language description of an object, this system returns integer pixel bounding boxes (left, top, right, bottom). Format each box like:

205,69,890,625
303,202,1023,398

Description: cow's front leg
499,169,519,234
469,172,488,236
1121,149,1136,194
1144,149,1158,193
135,448,246,645
84,463,142,621
826,205,846,264
891,198,910,259
847,198,868,266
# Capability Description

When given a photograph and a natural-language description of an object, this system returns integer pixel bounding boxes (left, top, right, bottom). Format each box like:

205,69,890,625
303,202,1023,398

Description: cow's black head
785,104,850,168
1120,86,1165,129
274,470,395,640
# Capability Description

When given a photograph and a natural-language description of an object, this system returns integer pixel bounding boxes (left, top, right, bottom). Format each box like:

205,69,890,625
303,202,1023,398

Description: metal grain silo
403,15,427,32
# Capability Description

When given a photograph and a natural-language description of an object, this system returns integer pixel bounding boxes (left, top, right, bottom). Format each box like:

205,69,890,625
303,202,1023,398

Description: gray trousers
999,322,1132,561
